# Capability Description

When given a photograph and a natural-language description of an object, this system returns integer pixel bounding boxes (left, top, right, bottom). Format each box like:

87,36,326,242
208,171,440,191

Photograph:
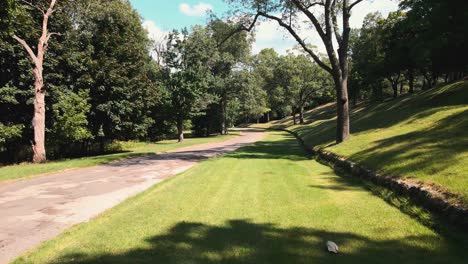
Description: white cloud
179,2,213,17
251,0,398,55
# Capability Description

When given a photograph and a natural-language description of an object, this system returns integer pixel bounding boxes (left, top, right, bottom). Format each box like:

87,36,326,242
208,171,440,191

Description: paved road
0,129,265,263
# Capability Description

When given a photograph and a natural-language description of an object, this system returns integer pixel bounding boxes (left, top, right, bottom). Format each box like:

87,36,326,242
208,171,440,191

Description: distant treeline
0,0,466,163
349,0,468,102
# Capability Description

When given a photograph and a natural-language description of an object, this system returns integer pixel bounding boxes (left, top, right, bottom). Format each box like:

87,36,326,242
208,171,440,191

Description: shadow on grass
101,130,308,168
347,109,468,203
225,133,309,161
292,81,468,148
349,109,468,174
55,219,467,264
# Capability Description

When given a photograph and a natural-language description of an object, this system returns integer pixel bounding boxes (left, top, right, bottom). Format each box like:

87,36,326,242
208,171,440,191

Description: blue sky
129,0,399,55
129,0,228,31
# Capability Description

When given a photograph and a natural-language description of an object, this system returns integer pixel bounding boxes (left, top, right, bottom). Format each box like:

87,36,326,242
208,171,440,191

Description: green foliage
0,0,163,161
0,123,23,145
252,50,334,122
51,89,92,144
162,28,215,131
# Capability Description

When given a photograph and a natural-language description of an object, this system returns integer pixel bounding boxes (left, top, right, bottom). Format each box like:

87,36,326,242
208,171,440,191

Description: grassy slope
13,131,467,263
256,81,468,204
0,134,238,183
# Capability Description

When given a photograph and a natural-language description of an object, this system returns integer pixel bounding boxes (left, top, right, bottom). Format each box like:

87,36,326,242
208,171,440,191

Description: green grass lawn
255,81,468,205
0,133,238,183
13,132,468,263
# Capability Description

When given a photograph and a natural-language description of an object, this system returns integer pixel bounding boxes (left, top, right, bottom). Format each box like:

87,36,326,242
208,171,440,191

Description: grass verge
13,131,468,264
254,81,468,205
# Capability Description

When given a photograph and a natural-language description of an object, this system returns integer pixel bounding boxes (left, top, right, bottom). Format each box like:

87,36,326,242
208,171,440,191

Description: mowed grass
14,132,468,264
256,81,468,204
0,133,238,183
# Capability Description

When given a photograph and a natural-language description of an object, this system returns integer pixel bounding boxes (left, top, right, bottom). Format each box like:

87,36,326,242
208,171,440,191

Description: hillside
254,81,468,205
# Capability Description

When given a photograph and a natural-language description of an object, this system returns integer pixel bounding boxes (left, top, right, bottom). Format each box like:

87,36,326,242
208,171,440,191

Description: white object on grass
327,241,339,253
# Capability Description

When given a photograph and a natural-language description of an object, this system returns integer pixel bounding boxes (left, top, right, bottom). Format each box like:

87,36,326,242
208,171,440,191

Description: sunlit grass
0,133,238,183
254,81,468,204
13,132,467,264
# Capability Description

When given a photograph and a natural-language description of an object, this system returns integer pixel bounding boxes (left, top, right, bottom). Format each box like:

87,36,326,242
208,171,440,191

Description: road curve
0,129,265,263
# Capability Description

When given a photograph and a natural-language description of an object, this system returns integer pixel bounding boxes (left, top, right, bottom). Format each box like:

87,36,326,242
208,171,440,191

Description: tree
227,0,366,143
400,0,468,84
50,89,92,154
163,28,214,142
275,53,333,125
351,12,386,101
13,0,59,163
252,48,285,121
234,70,269,123
209,19,252,134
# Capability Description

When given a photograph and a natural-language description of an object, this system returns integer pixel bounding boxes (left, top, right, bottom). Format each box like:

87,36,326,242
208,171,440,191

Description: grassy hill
254,81,468,205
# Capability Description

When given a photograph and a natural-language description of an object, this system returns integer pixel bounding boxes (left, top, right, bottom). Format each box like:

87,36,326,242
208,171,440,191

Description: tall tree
209,19,252,134
275,53,333,125
13,0,59,163
252,48,285,121
163,28,214,142
226,0,366,143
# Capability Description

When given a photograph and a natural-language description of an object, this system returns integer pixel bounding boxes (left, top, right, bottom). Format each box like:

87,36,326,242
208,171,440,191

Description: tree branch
331,0,343,45
13,35,38,64
216,13,260,48
306,2,325,9
349,0,364,11
257,12,332,74
20,0,45,15
45,32,61,43
291,0,327,41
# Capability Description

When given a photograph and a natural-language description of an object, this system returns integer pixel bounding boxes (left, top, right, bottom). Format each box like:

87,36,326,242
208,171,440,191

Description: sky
129,0,399,55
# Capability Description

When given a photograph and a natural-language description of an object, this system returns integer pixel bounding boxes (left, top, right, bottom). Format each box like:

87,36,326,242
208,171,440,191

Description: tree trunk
400,80,404,95
13,0,57,163
299,106,305,124
392,82,398,98
32,67,47,163
292,111,297,125
408,69,414,94
177,120,184,142
220,94,227,135
266,111,270,122
335,79,350,143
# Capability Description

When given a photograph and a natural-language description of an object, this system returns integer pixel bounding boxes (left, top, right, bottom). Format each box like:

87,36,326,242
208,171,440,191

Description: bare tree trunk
13,0,58,163
292,111,297,125
177,120,184,143
32,68,47,162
